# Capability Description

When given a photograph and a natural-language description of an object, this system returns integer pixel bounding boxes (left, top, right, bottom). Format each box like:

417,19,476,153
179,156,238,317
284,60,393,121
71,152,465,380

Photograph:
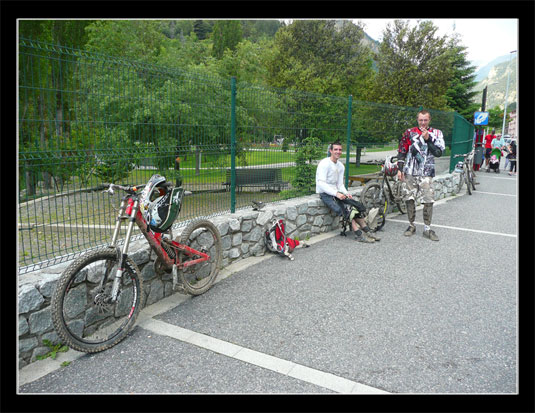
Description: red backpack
265,219,300,260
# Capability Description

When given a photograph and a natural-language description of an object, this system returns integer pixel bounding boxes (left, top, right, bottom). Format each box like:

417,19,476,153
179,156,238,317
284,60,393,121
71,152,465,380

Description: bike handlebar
103,183,145,196
103,183,191,197
453,149,475,159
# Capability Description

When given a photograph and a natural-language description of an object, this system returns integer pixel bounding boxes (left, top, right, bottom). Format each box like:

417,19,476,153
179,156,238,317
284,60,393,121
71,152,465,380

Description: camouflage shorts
401,175,434,204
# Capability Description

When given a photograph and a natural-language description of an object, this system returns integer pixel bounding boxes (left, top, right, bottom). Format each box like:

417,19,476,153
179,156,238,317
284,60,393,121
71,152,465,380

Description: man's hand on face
420,127,430,141
417,113,431,141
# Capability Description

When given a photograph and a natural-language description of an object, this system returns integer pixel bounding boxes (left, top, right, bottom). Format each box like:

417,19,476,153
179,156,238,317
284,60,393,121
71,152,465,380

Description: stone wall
18,172,460,368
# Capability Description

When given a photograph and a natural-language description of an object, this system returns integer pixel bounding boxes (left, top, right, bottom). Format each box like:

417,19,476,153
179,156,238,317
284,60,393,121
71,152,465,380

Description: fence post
345,95,352,188
230,77,237,213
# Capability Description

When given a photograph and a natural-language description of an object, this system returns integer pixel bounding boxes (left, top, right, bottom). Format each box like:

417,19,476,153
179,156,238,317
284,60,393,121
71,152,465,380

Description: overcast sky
355,19,518,69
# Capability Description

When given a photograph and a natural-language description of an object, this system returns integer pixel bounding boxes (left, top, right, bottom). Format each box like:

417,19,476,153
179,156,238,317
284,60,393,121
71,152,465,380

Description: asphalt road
17,171,519,399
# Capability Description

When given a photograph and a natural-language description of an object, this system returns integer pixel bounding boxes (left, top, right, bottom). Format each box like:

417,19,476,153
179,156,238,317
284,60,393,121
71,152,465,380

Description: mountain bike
359,156,407,231
51,177,222,353
453,149,477,195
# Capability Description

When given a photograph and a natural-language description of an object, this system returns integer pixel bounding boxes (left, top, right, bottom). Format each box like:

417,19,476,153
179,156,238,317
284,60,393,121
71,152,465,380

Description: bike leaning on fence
453,149,477,195
51,173,222,353
359,155,407,230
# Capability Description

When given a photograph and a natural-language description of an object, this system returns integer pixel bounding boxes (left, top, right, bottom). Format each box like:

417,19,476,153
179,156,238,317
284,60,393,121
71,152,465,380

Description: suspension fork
109,198,140,303
110,198,127,247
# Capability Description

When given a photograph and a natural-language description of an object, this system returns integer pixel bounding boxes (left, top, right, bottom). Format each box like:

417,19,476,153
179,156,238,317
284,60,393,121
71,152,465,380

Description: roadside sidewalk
18,173,518,396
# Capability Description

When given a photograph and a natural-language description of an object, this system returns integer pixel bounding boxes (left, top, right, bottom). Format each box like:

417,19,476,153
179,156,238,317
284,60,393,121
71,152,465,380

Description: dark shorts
484,148,492,158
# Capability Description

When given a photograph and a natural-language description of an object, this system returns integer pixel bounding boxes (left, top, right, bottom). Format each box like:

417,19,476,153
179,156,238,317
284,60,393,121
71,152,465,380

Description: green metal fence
449,112,475,171
18,38,464,273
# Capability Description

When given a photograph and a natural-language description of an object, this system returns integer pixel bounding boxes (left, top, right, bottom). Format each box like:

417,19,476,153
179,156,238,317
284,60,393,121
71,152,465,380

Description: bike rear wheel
51,248,144,353
468,169,477,191
464,166,472,195
178,220,222,296
390,181,407,214
360,182,386,210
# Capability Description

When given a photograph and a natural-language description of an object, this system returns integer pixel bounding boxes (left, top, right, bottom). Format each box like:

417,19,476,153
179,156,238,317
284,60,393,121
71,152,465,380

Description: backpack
265,219,300,260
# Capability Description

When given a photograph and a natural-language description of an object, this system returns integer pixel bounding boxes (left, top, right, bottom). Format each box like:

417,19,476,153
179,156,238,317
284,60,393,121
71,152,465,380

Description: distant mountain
472,57,517,110
474,54,514,82
361,31,380,54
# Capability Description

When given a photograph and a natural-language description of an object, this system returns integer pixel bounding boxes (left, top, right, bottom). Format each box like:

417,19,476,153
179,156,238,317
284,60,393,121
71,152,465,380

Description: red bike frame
113,195,210,273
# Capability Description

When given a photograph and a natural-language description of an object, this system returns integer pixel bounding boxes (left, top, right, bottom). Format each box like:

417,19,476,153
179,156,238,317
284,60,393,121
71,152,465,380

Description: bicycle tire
360,182,386,211
51,248,144,353
361,182,388,230
375,204,387,231
469,169,477,191
390,181,407,214
178,219,222,296
464,167,472,195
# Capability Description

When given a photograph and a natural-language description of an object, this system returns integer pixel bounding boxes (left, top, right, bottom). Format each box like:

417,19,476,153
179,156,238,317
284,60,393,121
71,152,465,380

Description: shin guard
423,203,433,226
406,200,416,225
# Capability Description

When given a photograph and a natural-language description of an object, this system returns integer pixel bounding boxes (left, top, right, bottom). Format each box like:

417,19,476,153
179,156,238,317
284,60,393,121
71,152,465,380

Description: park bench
223,168,289,192
347,172,382,187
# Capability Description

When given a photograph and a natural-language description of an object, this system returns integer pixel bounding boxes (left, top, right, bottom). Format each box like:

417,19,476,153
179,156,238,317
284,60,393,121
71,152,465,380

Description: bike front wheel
178,220,222,296
51,248,144,353
360,182,388,230
360,182,386,210
464,167,472,195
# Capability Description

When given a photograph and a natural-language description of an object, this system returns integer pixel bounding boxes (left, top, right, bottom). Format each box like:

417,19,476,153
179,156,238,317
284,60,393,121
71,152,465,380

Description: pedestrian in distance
507,140,517,175
491,134,506,169
473,130,485,171
316,141,380,243
483,129,496,167
397,110,445,241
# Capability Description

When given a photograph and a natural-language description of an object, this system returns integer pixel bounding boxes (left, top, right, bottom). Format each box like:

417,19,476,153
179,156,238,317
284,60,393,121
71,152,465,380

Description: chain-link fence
18,38,466,273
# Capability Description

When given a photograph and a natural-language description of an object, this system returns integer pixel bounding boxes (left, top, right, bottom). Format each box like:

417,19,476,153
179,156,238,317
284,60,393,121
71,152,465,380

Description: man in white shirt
316,142,379,243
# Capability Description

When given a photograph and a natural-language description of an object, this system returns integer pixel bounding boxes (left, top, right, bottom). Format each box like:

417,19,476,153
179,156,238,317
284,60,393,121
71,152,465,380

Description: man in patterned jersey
397,110,445,241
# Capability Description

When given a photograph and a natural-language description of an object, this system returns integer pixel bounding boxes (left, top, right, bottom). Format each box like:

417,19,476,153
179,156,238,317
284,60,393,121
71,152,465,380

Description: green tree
19,20,93,192
85,20,165,63
241,20,282,42
266,20,374,97
444,34,479,121
215,39,273,83
372,20,453,110
212,20,243,59
282,136,323,197
193,20,212,40
487,105,505,131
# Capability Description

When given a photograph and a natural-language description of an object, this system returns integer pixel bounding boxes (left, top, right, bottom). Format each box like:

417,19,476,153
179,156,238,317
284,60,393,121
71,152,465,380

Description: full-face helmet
383,156,399,177
140,174,183,233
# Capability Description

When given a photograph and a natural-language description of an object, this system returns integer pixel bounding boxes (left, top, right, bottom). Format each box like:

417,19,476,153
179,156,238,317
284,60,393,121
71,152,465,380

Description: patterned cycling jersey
398,127,445,177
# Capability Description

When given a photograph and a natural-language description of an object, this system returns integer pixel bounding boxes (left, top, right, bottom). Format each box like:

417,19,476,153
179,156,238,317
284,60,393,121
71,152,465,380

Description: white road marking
19,256,390,394
140,318,389,394
475,175,517,181
387,219,516,238
474,191,516,197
